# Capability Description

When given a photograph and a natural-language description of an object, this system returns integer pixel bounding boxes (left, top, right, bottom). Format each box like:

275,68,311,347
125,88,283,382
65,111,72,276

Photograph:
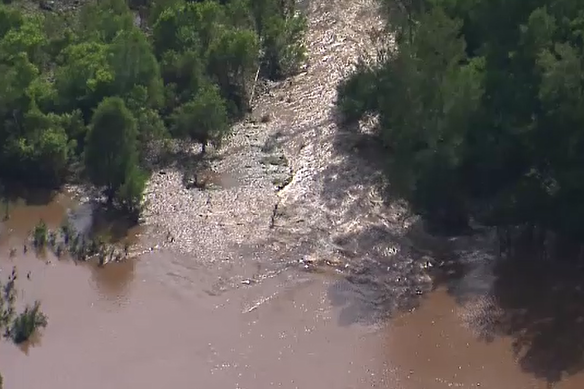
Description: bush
10,301,48,344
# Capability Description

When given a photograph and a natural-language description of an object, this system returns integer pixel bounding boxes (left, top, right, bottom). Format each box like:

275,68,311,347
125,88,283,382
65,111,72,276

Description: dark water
2,194,584,388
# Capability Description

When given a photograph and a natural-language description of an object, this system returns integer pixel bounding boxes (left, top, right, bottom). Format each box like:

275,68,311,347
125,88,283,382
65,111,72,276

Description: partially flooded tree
84,97,140,203
33,219,48,247
10,301,48,344
0,267,47,344
115,164,148,220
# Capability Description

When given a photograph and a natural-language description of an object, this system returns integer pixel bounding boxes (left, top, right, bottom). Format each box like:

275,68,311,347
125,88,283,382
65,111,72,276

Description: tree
152,0,226,56
207,27,259,115
337,0,584,245
0,4,23,40
54,42,114,117
115,164,148,219
108,28,164,108
250,0,307,78
10,301,48,344
85,97,139,202
0,0,306,193
0,15,46,65
170,85,229,153
77,0,134,43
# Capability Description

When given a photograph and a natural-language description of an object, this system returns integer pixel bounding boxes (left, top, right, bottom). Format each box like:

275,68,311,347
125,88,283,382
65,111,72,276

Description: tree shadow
463,254,584,385
0,181,56,207
319,108,435,325
145,139,231,191
319,110,402,212
325,219,464,326
324,107,584,385
67,201,141,244
14,329,43,356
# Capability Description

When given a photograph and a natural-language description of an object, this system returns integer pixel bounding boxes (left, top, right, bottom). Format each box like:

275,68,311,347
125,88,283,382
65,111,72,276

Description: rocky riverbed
139,0,436,317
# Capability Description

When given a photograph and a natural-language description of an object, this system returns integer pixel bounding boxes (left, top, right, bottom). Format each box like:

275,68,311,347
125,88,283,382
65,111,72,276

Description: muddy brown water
2,198,584,389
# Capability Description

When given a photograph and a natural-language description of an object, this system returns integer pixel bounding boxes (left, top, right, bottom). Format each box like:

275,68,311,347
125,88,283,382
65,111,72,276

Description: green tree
152,0,226,56
115,164,148,219
77,0,134,43
338,0,584,243
55,42,114,117
170,85,229,153
0,0,306,194
108,28,164,108
0,4,23,40
207,27,259,115
0,15,46,65
84,97,139,202
10,301,48,344
250,0,306,78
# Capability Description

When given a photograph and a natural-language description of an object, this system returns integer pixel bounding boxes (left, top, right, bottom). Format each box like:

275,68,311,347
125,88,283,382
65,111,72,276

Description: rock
261,154,288,166
39,0,55,11
184,169,222,190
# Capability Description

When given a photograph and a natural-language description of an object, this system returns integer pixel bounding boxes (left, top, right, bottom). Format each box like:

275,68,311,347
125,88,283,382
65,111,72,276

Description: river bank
4,0,584,388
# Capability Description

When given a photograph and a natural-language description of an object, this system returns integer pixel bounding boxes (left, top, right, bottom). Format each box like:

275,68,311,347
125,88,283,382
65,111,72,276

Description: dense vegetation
0,0,306,217
338,0,584,253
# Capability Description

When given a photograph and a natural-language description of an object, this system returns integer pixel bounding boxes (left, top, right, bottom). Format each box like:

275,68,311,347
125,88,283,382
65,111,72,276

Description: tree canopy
338,0,584,244
0,0,306,215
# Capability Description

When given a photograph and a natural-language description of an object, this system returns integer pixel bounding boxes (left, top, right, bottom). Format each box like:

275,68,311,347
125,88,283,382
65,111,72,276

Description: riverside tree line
338,0,584,258
0,0,306,218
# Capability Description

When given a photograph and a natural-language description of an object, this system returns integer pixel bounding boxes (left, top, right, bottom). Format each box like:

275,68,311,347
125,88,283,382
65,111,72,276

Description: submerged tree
33,220,48,247
9,301,48,344
0,268,47,344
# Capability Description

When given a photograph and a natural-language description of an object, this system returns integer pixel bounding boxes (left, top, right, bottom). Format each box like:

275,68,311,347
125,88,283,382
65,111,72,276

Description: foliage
338,0,584,239
0,268,47,344
85,97,139,201
10,301,48,344
0,0,306,216
170,84,230,151
33,219,48,247
115,164,148,219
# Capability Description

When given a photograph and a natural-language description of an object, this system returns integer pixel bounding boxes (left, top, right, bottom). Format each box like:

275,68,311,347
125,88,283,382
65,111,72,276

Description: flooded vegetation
0,266,48,345
3,0,584,389
29,217,129,265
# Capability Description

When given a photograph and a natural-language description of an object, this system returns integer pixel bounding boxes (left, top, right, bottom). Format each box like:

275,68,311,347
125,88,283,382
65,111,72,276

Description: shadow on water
0,191,139,305
465,257,584,385
68,201,142,244
16,330,43,356
316,110,438,326
323,109,584,385
0,182,57,207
